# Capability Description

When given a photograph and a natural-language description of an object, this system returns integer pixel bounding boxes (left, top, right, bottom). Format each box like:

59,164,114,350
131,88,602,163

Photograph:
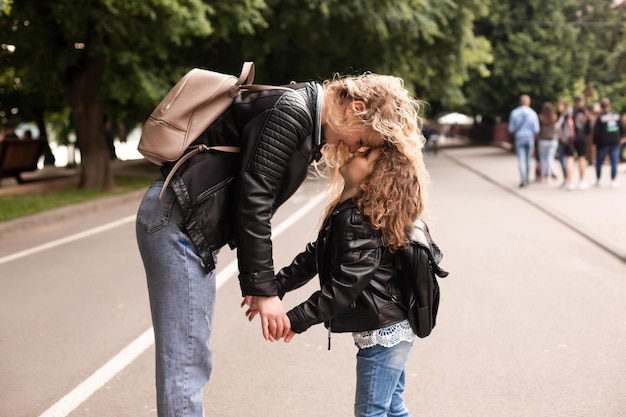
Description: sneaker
565,183,575,191
611,181,620,188
579,182,589,190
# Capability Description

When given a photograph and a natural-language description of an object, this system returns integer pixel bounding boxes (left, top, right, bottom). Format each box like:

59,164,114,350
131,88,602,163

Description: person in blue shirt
508,94,540,187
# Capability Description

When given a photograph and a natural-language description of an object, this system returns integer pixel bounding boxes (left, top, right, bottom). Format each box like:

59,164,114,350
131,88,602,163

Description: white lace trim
352,320,414,349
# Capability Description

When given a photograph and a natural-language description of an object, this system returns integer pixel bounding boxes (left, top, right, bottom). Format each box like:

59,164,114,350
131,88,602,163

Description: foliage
466,0,582,122
465,0,626,121
0,0,269,190
190,0,492,116
5,0,626,166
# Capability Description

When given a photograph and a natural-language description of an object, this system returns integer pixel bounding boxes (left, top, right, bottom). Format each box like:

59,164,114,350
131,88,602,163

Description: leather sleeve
275,241,318,299
287,210,382,334
236,92,313,296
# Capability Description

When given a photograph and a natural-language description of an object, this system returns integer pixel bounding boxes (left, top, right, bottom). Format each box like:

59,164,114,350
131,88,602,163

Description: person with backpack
593,97,624,188
555,99,573,187
508,94,540,188
244,128,444,417
135,71,422,417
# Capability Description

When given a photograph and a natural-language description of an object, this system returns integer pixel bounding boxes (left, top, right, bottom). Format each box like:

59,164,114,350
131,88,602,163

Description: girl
246,133,429,417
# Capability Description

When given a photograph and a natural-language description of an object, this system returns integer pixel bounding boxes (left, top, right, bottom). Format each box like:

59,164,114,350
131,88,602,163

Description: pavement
0,145,624,263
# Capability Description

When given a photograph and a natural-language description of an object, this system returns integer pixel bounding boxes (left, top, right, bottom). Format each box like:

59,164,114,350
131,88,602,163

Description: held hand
255,296,290,342
241,296,259,321
284,330,296,343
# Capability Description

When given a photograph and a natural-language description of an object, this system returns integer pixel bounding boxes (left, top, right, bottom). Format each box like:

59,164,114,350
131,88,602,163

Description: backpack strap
159,144,240,201
407,219,449,277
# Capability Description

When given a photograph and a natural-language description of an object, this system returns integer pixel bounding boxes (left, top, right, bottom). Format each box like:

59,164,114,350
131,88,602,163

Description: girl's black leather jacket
162,82,322,297
276,199,407,334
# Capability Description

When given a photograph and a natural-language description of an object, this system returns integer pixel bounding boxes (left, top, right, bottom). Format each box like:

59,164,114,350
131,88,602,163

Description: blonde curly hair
316,72,430,251
322,72,424,157
320,140,429,252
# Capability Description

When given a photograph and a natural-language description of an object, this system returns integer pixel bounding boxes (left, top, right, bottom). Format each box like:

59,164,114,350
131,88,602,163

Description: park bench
0,138,44,185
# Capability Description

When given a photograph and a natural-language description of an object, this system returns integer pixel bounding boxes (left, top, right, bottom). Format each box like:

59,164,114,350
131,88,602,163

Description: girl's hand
284,330,296,343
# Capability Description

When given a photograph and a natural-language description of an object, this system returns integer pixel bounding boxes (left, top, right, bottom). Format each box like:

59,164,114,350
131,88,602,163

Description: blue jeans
537,139,558,177
557,141,568,180
515,138,534,184
355,341,413,417
595,144,621,181
136,183,217,417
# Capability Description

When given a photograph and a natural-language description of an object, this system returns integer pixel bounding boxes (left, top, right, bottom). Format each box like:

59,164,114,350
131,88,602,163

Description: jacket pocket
193,176,236,250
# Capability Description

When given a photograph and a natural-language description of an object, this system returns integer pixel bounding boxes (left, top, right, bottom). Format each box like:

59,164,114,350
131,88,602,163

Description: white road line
38,328,155,417
37,191,328,417
0,215,137,266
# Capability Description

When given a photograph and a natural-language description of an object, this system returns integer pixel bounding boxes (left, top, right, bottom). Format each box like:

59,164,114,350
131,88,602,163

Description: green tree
566,0,626,111
1,0,493,190
181,0,492,116
0,0,266,190
466,0,581,122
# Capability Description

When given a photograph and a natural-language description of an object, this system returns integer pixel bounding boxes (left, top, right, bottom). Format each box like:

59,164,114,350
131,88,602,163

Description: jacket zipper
327,320,332,351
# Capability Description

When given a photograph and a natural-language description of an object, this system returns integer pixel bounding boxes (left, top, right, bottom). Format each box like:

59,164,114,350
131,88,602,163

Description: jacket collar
312,83,324,161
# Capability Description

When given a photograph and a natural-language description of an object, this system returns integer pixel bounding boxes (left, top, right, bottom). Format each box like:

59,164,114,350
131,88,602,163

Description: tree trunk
34,109,56,166
63,53,115,191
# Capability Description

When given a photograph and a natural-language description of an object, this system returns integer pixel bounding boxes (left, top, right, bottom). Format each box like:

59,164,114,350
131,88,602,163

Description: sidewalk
441,146,626,262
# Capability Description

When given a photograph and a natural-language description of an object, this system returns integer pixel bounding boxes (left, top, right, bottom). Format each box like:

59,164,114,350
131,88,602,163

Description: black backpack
394,220,449,338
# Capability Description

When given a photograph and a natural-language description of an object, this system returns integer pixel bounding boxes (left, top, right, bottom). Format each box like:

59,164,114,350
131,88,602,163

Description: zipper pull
327,323,332,351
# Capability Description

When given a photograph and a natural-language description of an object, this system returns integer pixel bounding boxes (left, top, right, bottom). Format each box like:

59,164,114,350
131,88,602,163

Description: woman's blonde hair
322,72,424,157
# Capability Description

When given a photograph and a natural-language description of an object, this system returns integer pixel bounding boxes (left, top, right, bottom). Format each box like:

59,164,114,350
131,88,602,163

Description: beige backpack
138,62,291,166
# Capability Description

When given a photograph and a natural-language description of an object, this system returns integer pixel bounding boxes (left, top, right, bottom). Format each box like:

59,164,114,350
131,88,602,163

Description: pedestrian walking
565,96,592,190
593,97,623,188
537,102,559,183
555,99,573,186
508,94,540,187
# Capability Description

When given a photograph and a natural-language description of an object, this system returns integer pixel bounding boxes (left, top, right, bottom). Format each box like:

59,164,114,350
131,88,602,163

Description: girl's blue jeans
355,340,414,417
136,183,216,417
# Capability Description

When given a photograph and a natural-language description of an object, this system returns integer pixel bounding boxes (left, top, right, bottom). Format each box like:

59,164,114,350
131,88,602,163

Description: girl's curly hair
317,72,429,250
358,143,428,252
320,137,429,252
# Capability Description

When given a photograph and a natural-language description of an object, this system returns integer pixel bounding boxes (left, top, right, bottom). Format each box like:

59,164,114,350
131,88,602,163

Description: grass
0,176,152,223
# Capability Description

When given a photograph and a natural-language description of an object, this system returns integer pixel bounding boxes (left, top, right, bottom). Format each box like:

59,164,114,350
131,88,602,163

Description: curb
0,189,145,238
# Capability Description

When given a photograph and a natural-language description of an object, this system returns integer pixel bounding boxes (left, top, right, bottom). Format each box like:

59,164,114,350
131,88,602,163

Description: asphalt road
1,148,625,417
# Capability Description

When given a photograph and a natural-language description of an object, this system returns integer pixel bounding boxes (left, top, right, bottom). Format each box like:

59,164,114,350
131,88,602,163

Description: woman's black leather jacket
276,199,407,334
162,82,323,297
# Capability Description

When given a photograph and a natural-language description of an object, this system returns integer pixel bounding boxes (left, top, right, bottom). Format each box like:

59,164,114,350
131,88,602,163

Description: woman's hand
241,296,259,321
242,296,290,342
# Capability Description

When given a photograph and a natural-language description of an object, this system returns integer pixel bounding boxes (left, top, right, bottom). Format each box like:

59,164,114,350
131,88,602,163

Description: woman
136,71,422,417
537,101,558,183
246,131,430,416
